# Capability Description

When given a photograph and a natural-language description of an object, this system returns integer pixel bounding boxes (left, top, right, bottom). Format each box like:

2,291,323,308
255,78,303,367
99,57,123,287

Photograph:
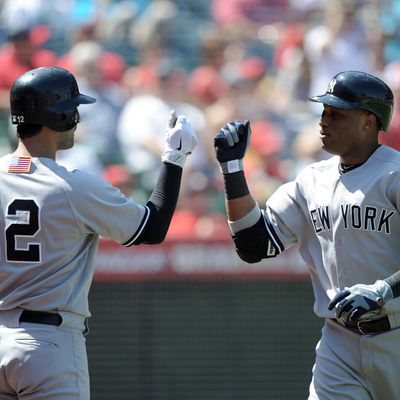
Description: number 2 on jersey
6,199,40,262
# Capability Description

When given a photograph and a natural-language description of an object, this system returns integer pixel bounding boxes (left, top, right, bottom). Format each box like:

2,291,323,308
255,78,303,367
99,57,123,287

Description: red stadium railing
94,237,308,281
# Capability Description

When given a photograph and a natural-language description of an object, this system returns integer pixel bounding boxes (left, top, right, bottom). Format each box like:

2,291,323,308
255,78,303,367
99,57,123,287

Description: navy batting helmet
10,66,96,132
309,71,394,132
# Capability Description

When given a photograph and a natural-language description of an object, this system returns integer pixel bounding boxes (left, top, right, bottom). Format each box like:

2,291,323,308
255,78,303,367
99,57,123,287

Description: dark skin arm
226,194,257,222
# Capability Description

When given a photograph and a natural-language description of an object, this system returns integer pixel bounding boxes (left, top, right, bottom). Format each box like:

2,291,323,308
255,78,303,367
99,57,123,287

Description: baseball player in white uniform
214,71,400,399
0,66,197,399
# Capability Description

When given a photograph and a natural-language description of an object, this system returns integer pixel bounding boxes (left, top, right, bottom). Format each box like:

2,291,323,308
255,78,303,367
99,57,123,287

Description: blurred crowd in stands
0,0,399,240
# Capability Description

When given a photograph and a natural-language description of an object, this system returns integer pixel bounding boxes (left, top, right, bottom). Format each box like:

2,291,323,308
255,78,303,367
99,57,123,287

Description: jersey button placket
332,177,349,288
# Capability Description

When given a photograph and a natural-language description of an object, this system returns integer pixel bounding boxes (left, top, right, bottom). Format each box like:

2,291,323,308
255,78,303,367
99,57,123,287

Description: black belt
331,316,391,335
20,310,62,326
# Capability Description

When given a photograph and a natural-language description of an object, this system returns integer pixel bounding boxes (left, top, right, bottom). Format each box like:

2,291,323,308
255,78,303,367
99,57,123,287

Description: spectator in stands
290,117,330,176
58,40,127,166
0,25,57,153
102,163,148,203
128,0,178,52
188,65,227,108
242,119,287,203
378,61,400,151
221,56,268,120
378,0,400,65
273,23,310,111
203,55,270,166
168,170,230,240
0,25,56,112
57,22,128,84
188,27,230,108
211,0,290,26
303,0,377,115
117,57,206,196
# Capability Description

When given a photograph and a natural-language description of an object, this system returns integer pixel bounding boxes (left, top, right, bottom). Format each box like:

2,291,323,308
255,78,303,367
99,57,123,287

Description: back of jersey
0,154,99,318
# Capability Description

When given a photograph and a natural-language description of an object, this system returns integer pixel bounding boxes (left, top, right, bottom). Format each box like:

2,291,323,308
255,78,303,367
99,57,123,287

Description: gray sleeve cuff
228,204,262,234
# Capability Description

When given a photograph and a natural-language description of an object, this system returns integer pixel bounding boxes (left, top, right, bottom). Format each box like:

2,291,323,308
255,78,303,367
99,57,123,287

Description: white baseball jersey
263,145,400,317
0,155,148,319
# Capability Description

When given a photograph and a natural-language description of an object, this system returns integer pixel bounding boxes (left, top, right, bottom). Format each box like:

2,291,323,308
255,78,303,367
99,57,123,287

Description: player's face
318,105,370,161
57,126,76,150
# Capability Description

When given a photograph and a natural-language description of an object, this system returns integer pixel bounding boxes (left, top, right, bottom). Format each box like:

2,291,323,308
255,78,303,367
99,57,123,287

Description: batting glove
162,110,198,168
214,120,251,174
328,280,393,326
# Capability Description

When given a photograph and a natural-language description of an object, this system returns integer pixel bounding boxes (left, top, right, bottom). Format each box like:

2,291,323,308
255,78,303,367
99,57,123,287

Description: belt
20,310,62,326
331,316,391,335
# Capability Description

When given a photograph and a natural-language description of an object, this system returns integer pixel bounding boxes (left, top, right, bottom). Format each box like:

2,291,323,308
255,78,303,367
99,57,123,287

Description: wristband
219,159,243,174
223,171,249,200
162,150,187,168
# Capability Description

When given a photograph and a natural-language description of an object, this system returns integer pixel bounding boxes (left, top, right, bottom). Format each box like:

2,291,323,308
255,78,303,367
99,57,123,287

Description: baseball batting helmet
10,66,96,132
309,71,394,132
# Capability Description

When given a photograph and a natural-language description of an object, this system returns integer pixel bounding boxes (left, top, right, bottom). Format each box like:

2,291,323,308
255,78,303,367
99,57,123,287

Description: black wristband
223,171,250,200
385,271,400,298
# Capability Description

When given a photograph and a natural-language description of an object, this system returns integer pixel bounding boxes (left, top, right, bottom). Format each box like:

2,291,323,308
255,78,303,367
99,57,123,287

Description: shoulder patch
8,156,32,173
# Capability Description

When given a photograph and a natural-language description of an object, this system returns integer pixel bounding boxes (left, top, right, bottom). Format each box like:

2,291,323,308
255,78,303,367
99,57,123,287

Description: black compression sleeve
385,271,400,298
136,162,182,244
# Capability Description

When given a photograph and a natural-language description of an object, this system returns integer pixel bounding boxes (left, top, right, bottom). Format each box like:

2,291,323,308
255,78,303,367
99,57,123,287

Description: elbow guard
232,215,281,263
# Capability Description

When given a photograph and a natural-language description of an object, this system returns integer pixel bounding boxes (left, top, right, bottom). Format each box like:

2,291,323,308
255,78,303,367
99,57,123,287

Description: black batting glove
214,120,251,173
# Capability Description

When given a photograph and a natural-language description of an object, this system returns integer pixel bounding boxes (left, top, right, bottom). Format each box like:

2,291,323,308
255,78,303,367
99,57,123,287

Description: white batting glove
161,110,198,168
328,280,393,326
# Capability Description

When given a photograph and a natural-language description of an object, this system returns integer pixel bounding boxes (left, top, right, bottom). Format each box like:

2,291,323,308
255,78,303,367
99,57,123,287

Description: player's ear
364,112,377,131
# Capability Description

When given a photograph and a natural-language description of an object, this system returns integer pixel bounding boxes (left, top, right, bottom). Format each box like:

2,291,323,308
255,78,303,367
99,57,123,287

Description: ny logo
327,78,337,93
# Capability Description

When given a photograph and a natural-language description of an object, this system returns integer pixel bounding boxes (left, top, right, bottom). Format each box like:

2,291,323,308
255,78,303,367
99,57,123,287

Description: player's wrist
161,149,187,168
219,159,244,174
373,280,394,303
223,170,249,200
375,279,394,302
384,271,400,298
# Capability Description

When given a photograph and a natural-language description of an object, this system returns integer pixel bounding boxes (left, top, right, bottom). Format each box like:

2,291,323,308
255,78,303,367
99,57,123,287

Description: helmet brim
46,93,96,112
76,93,97,105
309,92,391,131
308,93,357,110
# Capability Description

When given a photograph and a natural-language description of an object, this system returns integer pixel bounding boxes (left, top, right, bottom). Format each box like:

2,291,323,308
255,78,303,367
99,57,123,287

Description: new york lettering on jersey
310,204,395,234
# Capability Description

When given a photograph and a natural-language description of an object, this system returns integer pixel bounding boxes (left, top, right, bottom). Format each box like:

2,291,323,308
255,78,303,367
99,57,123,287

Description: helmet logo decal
327,78,337,93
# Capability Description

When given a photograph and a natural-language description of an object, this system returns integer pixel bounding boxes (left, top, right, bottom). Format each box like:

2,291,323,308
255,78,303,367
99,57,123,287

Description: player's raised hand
214,120,251,173
162,110,198,168
328,280,393,326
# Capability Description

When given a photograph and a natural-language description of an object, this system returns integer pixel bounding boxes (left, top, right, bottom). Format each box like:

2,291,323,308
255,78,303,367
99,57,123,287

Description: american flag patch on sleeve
8,156,32,173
